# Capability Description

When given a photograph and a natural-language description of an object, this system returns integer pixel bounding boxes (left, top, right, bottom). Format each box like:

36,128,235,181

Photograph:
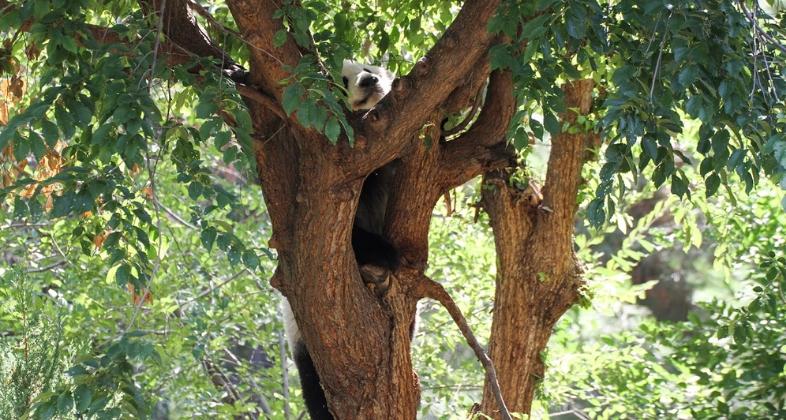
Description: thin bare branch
278,330,292,420
153,196,198,229
187,0,242,38
739,0,786,54
236,84,288,120
25,260,67,273
177,268,250,310
416,276,512,420
139,0,244,73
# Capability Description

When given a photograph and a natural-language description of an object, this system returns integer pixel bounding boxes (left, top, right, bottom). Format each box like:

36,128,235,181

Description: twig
236,83,288,120
186,0,242,38
417,275,512,420
141,0,167,92
171,296,264,416
549,407,590,420
126,1,168,334
47,233,70,266
759,40,781,103
223,347,273,415
649,10,673,104
24,260,66,273
750,3,759,100
176,268,249,310
153,196,198,229
201,356,245,406
1,222,51,229
739,0,786,54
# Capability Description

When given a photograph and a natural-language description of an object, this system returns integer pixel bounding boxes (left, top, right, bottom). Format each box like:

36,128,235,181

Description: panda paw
359,264,392,298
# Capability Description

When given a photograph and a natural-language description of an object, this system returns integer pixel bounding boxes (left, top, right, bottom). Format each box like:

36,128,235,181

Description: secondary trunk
479,80,595,417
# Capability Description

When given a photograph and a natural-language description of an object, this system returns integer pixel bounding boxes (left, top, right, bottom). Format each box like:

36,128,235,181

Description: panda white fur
281,60,403,420
340,60,395,111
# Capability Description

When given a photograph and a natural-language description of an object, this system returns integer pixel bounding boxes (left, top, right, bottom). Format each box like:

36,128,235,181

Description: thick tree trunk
134,0,512,415
479,80,595,417
249,117,420,418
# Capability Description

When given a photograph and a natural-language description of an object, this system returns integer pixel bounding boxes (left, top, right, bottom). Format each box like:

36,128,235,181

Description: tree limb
225,0,303,101
439,70,517,189
138,0,245,75
540,79,594,235
349,0,503,174
416,275,512,420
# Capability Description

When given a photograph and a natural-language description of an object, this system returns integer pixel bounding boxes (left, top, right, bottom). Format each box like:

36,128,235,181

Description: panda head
341,60,394,111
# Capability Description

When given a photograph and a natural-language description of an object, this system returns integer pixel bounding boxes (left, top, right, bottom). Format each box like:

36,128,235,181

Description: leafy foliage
0,270,71,419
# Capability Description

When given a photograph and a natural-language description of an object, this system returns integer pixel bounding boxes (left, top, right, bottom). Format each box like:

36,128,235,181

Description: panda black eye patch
342,76,348,89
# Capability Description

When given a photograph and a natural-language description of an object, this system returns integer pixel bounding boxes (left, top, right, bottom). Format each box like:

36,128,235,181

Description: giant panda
281,60,401,420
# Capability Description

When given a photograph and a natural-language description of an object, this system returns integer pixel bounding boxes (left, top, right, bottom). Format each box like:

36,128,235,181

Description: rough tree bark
479,80,595,417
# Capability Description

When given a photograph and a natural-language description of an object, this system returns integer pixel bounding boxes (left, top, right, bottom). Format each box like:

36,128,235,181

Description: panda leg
292,341,334,420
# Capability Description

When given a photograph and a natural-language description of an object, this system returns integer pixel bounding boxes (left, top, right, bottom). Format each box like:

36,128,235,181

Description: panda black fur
281,60,402,420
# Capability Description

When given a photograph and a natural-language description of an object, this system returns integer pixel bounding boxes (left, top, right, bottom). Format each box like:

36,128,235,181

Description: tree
1,0,784,418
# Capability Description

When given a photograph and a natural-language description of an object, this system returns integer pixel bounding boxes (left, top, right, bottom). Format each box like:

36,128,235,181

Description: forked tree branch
416,276,512,420
347,0,503,173
439,69,517,189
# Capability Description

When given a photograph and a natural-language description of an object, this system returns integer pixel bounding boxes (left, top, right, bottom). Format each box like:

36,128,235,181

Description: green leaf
324,116,341,144
732,322,747,344
188,182,202,200
56,391,73,413
196,99,218,119
54,106,75,140
61,36,78,54
116,264,131,285
92,123,112,145
544,112,560,136
74,385,92,413
705,173,720,197
273,30,288,47
678,66,699,87
641,136,658,159
29,131,47,159
520,14,550,40
72,102,93,125
530,118,544,140
566,5,587,39
199,118,220,141
282,84,304,116
201,227,217,251
41,119,59,146
242,250,260,269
